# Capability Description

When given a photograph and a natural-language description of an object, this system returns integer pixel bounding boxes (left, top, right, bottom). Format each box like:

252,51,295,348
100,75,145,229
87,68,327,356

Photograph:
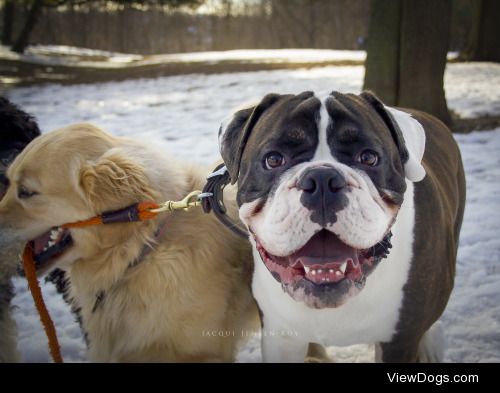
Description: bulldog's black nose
298,167,348,226
298,167,346,195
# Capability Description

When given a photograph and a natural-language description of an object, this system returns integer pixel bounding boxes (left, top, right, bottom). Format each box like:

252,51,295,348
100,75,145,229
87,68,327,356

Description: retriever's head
0,124,186,277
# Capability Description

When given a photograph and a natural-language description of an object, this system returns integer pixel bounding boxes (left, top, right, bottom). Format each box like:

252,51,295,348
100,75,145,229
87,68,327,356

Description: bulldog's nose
298,167,346,195
298,167,348,226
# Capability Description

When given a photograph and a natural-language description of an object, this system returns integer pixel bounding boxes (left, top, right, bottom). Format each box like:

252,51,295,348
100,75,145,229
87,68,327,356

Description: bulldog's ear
80,149,157,210
219,93,281,184
360,91,426,182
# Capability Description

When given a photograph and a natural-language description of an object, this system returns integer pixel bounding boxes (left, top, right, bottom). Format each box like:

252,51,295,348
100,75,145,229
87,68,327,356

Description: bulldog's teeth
318,269,323,274
312,270,317,275
329,269,334,273
335,271,342,276
340,262,347,274
304,266,311,274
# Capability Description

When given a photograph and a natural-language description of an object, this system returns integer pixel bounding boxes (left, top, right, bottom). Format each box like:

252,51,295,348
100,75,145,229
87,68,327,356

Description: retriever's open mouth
254,229,392,308
29,227,73,272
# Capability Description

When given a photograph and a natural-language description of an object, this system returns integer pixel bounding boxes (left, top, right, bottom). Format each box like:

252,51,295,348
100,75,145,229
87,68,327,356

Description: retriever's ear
360,91,426,182
80,149,157,210
219,93,281,184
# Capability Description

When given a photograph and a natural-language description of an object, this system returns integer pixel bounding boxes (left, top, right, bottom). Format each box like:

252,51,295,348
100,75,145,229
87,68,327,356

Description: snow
5,58,500,363
1,44,460,69
445,62,500,118
1,45,365,69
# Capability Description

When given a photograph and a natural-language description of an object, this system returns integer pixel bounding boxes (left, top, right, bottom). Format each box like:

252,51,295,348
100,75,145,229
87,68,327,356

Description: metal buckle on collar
148,190,202,213
201,164,247,238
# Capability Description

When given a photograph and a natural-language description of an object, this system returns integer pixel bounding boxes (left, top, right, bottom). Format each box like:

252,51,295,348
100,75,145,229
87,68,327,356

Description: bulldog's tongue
290,230,360,284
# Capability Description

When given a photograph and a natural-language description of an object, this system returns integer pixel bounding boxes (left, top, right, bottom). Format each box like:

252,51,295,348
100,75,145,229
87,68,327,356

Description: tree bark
475,0,500,62
458,0,482,61
363,0,452,125
363,0,402,106
1,0,15,46
12,0,44,54
398,0,452,125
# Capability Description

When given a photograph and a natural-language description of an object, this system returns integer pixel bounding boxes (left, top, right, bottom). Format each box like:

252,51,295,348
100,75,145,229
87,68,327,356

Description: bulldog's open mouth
254,229,392,308
28,227,73,273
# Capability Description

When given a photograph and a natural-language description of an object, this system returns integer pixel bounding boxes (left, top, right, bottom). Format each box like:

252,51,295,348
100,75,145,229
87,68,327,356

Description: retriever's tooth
47,241,55,247
50,232,58,240
43,247,48,251
335,271,342,276
340,262,347,274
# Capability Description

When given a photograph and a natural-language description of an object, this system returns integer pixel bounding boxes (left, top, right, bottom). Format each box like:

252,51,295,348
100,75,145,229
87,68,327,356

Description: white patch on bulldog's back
384,106,426,182
253,181,416,360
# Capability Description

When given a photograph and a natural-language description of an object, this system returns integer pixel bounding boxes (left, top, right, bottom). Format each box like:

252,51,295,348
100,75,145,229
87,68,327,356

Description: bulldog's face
220,91,426,309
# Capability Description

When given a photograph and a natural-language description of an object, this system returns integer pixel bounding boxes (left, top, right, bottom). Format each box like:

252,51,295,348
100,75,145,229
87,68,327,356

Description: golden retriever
0,123,257,362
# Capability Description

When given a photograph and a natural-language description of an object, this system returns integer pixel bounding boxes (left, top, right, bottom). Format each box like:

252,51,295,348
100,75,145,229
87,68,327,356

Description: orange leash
21,192,201,363
20,202,160,364
22,244,63,363
62,201,160,229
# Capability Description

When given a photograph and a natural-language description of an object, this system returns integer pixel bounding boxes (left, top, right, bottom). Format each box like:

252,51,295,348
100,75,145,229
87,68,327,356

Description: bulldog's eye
18,186,38,199
358,150,379,166
264,152,286,170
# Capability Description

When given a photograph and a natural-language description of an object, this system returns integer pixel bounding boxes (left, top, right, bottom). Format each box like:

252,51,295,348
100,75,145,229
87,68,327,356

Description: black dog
0,96,41,362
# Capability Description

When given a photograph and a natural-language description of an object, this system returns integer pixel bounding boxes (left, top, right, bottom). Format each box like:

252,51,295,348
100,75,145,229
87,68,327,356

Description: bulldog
219,91,466,362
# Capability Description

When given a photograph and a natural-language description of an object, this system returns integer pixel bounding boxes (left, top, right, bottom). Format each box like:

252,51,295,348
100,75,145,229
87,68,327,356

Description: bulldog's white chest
252,182,415,349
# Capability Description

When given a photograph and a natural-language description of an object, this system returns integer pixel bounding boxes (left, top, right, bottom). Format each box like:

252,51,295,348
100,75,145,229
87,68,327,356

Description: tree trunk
363,0,452,125
475,0,500,62
398,0,452,125
458,0,482,61
363,0,402,106
12,0,44,54
1,0,15,46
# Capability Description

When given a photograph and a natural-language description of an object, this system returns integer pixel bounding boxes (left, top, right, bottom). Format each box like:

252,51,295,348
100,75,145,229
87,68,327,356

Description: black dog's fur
0,97,41,194
0,96,41,362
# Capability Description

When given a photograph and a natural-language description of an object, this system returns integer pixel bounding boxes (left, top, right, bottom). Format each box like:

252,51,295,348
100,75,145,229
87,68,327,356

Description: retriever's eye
18,186,38,199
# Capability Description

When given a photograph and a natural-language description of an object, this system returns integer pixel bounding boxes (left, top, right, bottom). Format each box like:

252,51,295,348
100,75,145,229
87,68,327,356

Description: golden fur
0,124,257,362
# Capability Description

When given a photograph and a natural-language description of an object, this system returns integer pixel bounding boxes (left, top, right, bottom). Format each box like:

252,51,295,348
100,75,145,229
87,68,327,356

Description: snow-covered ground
5,60,500,363
1,45,365,69
1,45,460,69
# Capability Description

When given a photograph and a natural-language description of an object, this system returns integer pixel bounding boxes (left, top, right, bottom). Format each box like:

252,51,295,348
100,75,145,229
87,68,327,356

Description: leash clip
149,190,202,213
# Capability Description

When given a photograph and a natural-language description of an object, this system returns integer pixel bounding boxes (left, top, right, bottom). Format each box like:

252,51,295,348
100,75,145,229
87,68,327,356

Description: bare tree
9,0,206,53
465,0,500,62
1,0,15,46
364,0,452,125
